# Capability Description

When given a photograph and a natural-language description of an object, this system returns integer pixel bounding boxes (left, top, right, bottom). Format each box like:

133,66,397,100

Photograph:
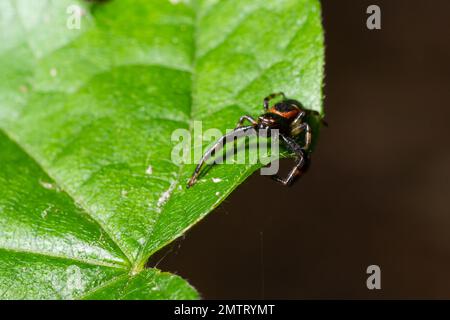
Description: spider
187,92,325,188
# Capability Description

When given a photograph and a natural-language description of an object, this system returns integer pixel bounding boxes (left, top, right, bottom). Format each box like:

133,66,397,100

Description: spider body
187,92,324,188
267,99,302,120
258,99,303,134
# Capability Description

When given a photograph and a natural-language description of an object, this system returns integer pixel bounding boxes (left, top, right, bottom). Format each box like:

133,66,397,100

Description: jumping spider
187,92,325,188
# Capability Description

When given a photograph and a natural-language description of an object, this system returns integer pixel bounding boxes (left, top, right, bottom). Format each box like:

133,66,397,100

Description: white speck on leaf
50,68,58,77
66,265,84,294
212,178,222,183
215,192,220,196
39,180,59,191
146,165,153,175
156,181,177,212
137,237,146,246
41,205,53,219
121,190,128,197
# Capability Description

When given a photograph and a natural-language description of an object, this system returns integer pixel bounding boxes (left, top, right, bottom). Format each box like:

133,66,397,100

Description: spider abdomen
269,99,303,120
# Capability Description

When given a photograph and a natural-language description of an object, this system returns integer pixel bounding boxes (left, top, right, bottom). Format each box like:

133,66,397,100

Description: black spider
187,92,325,188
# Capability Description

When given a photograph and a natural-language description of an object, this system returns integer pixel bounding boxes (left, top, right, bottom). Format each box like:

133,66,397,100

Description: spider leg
187,125,256,188
291,110,306,125
291,122,312,151
270,134,310,186
263,92,286,110
290,110,306,135
289,110,311,150
235,115,258,129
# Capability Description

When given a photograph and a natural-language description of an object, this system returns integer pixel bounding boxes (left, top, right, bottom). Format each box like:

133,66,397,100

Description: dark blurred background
150,0,450,298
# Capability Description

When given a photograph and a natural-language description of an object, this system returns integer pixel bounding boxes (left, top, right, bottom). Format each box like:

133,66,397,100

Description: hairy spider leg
263,92,286,110
270,134,310,186
235,115,258,129
187,125,256,188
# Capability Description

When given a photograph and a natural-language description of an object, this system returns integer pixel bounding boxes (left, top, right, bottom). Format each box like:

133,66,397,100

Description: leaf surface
0,0,324,299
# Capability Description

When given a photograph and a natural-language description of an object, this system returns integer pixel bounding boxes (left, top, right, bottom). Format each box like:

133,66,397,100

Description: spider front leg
263,92,286,110
235,115,258,129
271,134,310,186
187,125,255,188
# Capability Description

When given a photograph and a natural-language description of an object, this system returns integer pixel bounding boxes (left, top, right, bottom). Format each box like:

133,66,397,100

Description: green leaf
0,0,324,299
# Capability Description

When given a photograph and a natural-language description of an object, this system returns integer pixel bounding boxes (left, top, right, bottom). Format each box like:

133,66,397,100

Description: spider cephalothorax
187,92,324,188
